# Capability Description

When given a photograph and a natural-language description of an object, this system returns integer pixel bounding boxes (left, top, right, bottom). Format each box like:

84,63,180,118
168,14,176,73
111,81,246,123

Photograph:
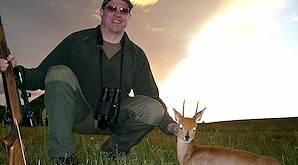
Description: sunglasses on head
104,6,130,15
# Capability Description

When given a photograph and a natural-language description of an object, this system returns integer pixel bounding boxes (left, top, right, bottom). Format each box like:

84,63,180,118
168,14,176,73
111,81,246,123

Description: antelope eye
192,127,196,132
179,124,183,129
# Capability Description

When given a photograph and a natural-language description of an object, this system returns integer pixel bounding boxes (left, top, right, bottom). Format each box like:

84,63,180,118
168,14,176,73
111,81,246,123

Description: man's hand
167,122,179,136
0,54,17,72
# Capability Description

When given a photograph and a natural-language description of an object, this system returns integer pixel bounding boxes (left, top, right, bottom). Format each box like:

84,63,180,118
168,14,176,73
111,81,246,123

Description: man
0,0,178,164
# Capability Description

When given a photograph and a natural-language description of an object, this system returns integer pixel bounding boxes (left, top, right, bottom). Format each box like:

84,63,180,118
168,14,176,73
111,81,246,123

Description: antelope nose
185,135,190,141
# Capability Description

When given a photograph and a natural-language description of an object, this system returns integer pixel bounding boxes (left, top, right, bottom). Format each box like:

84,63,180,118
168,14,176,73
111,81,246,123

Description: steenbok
173,102,281,165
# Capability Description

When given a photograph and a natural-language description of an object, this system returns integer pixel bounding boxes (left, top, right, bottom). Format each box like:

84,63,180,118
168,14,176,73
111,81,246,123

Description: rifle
0,16,27,165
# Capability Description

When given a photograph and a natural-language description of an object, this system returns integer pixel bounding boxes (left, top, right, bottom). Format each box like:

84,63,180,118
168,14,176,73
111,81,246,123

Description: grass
1,117,298,165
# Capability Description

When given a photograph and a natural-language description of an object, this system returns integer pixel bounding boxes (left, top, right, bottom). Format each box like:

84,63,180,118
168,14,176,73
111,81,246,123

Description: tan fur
173,108,281,165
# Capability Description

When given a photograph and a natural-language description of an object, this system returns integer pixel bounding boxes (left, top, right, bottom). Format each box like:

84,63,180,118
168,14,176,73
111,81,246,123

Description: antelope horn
183,99,185,117
195,100,199,114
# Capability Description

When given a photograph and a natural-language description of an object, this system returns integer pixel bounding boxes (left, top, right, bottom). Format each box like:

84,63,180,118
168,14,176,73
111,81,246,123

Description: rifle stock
0,16,27,165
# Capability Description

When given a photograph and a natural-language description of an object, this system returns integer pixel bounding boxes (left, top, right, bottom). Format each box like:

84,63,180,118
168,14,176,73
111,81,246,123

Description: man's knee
146,99,164,125
129,95,164,125
45,65,78,90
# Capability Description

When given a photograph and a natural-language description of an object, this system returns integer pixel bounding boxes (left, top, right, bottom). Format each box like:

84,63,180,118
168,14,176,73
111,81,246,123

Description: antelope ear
193,107,206,123
173,108,183,123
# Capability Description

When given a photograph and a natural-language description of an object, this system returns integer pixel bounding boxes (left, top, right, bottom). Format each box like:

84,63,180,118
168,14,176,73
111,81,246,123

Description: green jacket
23,25,174,134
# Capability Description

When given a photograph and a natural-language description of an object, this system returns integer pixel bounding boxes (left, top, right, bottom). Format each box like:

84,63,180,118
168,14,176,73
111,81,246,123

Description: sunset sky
1,0,298,122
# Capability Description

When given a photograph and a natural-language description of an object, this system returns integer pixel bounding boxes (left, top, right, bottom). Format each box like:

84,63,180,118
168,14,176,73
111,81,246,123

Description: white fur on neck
177,137,192,164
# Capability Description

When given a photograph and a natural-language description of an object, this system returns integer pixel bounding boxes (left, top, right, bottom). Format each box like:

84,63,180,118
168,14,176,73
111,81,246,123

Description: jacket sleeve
133,51,159,98
156,98,176,135
133,52,175,135
23,34,74,90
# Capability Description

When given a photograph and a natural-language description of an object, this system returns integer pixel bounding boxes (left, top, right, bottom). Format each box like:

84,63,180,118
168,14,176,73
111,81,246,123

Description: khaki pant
44,65,164,157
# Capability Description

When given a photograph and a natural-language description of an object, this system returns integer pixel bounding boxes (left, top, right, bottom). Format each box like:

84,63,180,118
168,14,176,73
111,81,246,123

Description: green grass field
1,117,298,165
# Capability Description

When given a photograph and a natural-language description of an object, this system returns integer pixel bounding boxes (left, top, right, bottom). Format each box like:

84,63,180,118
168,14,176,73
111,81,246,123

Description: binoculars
94,87,121,130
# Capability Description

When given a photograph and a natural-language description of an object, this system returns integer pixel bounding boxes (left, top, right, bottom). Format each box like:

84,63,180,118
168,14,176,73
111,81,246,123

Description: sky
0,0,298,122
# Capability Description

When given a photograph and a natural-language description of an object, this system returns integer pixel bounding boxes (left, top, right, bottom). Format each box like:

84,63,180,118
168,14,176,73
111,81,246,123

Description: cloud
160,0,298,122
292,13,298,22
145,25,165,32
131,0,158,7
92,9,101,20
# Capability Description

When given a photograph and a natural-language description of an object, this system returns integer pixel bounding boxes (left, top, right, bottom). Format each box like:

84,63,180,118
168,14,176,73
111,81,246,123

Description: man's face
101,0,131,34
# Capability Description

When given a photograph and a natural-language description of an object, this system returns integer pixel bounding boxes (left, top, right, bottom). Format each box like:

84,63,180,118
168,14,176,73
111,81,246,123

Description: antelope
173,101,281,165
